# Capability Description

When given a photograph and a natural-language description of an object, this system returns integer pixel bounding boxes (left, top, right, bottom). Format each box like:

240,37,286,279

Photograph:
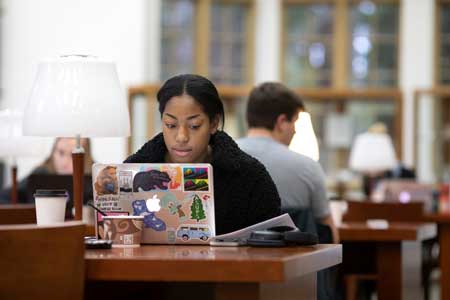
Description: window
429,1,450,181
209,1,252,84
282,3,334,87
439,1,450,84
282,0,399,88
414,88,450,182
298,90,402,175
281,1,402,184
160,0,196,81
160,0,254,85
349,1,399,87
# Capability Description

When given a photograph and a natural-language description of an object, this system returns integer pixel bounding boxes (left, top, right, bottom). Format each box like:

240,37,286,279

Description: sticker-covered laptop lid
92,163,215,244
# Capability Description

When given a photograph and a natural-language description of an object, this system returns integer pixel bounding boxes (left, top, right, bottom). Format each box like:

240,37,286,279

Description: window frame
294,87,403,162
128,84,402,162
280,0,400,89
413,87,450,180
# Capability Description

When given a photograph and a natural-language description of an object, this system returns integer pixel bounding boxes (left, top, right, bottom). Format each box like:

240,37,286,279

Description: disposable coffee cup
34,189,68,225
103,216,144,248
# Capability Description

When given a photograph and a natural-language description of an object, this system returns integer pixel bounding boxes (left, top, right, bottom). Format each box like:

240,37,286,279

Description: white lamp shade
0,109,47,157
24,55,130,137
349,132,397,173
289,112,320,161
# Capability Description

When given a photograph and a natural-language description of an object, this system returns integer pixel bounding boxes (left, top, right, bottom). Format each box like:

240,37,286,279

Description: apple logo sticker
146,194,161,212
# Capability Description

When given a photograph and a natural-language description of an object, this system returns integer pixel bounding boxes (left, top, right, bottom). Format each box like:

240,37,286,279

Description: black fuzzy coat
124,131,281,235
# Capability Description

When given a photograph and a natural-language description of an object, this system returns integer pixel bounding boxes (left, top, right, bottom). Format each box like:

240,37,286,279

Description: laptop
373,179,434,212
92,163,215,244
26,174,93,218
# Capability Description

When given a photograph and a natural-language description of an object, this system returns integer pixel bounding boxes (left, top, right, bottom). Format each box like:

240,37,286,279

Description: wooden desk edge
0,204,35,209
284,244,342,279
339,222,436,242
86,244,342,283
423,213,450,223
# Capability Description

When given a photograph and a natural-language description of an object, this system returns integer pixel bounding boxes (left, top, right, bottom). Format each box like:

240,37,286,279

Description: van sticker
176,224,211,242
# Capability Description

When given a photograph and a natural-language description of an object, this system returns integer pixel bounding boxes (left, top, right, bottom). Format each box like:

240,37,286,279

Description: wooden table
424,213,450,300
0,203,36,224
85,244,342,300
339,222,436,300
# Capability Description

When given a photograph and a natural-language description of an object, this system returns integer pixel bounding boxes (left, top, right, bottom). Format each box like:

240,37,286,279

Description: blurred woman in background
0,137,94,203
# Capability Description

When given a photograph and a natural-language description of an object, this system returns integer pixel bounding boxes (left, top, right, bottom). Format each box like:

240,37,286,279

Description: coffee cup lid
34,189,69,197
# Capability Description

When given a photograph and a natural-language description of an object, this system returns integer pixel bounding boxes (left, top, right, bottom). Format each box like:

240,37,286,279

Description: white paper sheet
210,213,296,242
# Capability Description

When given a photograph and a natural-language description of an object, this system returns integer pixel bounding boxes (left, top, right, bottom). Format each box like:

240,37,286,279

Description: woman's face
52,138,87,174
162,94,219,163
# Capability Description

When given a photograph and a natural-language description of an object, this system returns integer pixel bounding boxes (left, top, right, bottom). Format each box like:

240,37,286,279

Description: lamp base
11,165,18,204
72,152,85,220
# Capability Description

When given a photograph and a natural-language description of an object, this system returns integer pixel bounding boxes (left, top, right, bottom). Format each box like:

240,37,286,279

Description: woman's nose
176,127,189,143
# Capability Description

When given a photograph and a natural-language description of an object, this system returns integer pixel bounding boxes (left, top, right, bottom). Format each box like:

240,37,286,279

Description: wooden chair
343,201,424,222
0,221,85,300
0,204,36,224
342,201,434,300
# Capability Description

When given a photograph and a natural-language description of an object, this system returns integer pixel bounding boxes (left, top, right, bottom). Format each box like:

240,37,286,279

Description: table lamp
289,111,320,161
0,109,46,203
23,55,130,220
349,123,397,198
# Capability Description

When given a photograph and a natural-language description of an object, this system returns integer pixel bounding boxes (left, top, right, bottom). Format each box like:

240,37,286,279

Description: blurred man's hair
246,82,305,130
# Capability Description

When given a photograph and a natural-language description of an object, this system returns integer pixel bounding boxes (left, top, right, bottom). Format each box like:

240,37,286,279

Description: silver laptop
92,163,215,244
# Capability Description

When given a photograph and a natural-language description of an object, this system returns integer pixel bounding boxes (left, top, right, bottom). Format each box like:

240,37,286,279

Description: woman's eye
165,123,176,129
189,125,201,130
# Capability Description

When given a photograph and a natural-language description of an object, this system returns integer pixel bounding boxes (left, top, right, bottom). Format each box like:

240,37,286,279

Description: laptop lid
92,163,215,244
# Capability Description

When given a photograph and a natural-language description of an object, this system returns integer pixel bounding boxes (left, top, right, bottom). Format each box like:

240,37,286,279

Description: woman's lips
172,148,192,157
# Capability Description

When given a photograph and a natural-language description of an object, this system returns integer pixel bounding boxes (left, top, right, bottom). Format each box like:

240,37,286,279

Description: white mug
34,190,68,225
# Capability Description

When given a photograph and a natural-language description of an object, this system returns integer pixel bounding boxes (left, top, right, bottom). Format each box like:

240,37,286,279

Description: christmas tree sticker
190,195,206,221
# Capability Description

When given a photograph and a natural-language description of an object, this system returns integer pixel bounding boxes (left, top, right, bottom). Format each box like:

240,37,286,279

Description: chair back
343,200,424,222
282,208,317,235
0,221,85,300
0,204,36,224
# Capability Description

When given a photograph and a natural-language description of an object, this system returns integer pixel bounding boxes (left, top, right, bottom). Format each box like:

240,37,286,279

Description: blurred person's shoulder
30,166,52,175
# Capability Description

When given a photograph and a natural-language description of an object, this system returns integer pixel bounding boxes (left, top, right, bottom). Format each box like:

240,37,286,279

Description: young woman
125,74,281,234
41,137,94,175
